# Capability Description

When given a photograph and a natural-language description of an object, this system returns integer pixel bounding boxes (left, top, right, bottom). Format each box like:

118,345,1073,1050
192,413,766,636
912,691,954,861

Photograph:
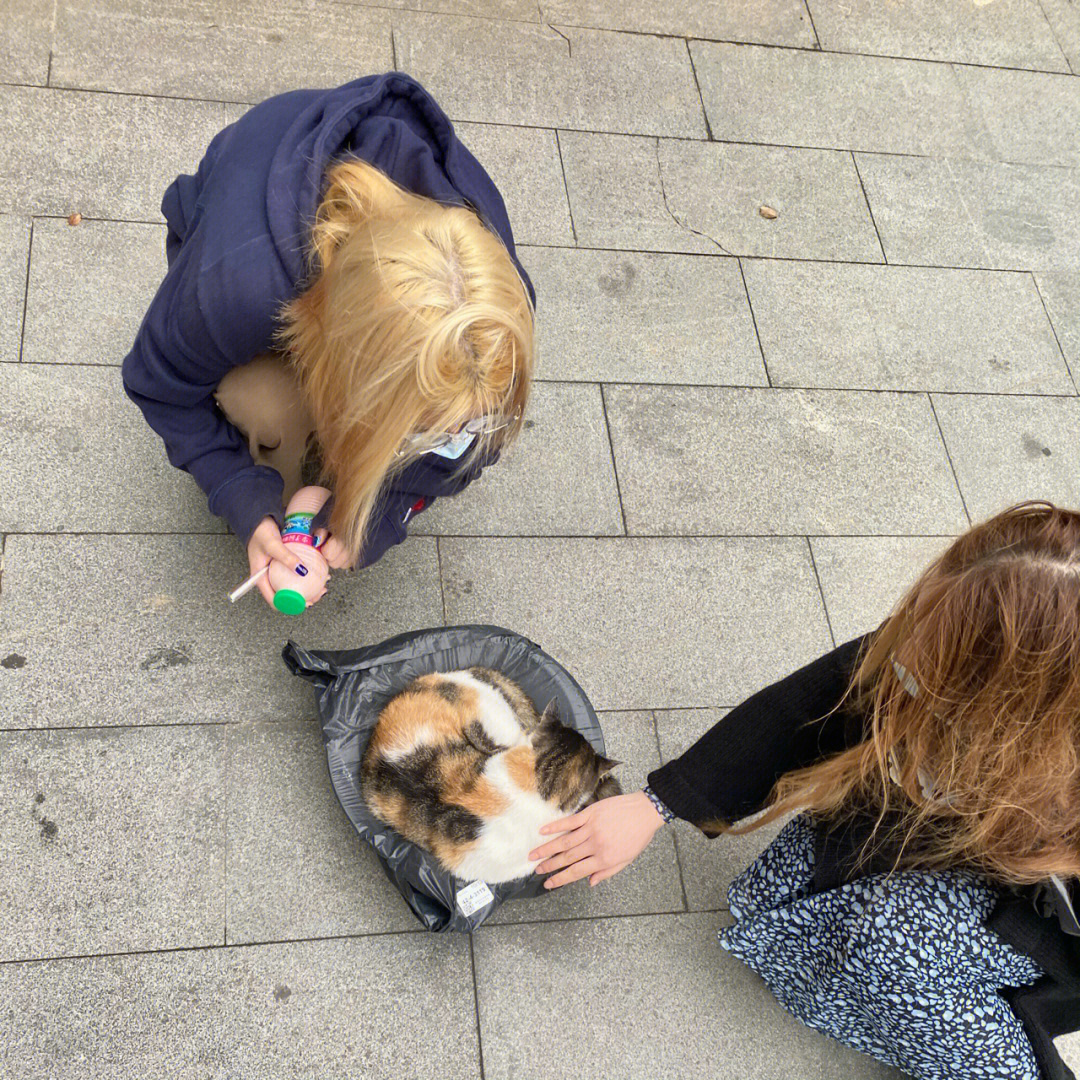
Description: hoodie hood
265,73,533,303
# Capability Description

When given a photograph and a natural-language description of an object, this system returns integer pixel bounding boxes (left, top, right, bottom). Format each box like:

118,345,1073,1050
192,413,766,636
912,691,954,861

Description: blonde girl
123,74,534,606
533,503,1080,1080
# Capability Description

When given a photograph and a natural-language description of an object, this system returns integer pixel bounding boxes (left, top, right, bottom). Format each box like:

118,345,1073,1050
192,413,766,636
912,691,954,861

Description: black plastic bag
282,624,606,932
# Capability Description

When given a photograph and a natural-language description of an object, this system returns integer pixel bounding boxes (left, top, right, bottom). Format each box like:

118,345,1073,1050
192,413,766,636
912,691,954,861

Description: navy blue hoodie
122,73,534,563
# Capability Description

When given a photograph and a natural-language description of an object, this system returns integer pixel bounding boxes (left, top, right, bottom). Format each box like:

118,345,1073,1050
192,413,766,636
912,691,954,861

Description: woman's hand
529,789,666,889
246,517,302,607
313,529,352,569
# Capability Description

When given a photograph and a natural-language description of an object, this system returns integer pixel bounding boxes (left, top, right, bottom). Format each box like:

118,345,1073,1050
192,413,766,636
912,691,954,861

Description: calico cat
361,668,620,883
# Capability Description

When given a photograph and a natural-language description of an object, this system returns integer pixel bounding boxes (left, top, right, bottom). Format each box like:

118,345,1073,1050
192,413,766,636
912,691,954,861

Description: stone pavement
2,1,1080,1076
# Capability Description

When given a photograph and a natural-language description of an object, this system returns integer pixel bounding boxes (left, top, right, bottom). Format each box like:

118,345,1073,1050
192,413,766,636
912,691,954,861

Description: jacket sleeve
121,231,286,544
647,636,868,832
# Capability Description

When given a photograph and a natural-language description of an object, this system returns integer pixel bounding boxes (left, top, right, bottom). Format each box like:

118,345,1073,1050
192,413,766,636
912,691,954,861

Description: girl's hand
246,517,302,607
313,529,352,570
529,789,666,889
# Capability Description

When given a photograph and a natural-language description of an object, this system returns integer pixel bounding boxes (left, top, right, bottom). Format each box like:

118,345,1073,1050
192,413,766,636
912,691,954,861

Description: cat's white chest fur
453,753,566,884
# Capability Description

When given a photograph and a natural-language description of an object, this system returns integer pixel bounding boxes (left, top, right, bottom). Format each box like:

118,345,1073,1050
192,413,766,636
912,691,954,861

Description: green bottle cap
273,589,307,615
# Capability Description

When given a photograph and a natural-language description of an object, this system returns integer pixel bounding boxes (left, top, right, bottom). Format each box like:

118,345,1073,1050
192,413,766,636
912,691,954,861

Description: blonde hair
278,159,534,561
745,502,1080,885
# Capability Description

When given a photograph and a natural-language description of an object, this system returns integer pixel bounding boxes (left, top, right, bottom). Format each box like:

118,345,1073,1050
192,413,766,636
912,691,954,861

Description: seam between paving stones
435,536,450,625
927,393,973,528
12,79,1080,171
1034,0,1076,75
850,151,888,264
1030,272,1080,395
736,257,772,387
15,218,1076,278
15,220,33,363
552,130,578,243
467,933,487,1080
598,384,629,536
0,906,722,968
12,362,1079,396
801,0,823,50
650,709,690,913
805,537,838,650
24,13,1080,83
685,38,714,140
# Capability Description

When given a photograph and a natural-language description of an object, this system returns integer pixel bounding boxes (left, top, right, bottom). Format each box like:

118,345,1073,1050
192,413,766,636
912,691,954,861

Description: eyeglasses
397,411,521,457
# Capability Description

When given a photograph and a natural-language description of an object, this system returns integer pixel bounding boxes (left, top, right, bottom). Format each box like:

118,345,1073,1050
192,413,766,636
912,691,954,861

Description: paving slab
538,0,814,46
1,0,53,85
655,708,789,912
1041,0,1080,72
1060,1033,1080,1076
0,214,30,363
455,122,574,247
22,218,165,366
51,0,393,102
604,385,967,536
931,393,1080,521
810,0,1070,71
412,381,623,536
521,246,766,385
0,363,224,532
226,719,420,943
856,153,1080,272
691,42,988,159
440,536,832,711
560,130,882,261
1034,270,1080,387
473,912,904,1080
0,934,479,1080
343,0,535,16
394,12,706,138
0,85,242,220
0,725,224,962
809,536,953,643
742,260,1072,393
0,533,443,728
490,711,685,924
956,66,1080,169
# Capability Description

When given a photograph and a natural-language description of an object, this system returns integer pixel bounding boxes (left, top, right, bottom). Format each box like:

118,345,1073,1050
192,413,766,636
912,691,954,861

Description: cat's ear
596,755,620,776
539,699,562,728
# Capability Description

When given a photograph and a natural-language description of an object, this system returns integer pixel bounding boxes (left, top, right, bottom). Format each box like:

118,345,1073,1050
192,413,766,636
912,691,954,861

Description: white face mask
430,430,477,460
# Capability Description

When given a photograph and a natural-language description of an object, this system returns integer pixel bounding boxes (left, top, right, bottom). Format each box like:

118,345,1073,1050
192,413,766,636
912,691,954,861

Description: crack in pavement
654,137,734,257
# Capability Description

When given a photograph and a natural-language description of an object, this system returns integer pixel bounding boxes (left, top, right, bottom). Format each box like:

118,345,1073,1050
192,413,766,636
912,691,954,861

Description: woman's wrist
642,785,676,826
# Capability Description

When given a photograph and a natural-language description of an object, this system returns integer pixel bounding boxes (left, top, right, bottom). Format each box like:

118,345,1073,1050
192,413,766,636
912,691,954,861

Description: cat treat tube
228,485,333,614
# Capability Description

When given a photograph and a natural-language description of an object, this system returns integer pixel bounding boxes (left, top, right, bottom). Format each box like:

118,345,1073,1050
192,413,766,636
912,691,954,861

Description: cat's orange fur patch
367,675,480,757
503,745,537,791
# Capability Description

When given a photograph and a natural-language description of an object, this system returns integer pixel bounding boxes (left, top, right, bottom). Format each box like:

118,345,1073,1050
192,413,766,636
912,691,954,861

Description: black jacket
648,638,1080,1080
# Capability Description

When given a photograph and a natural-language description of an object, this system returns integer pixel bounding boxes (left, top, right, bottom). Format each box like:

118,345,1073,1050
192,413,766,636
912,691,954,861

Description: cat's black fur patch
464,720,502,756
435,680,460,703
367,744,484,843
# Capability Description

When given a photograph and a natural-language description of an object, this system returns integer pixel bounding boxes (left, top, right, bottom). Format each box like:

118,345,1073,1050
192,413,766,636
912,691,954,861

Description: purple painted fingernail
294,564,308,577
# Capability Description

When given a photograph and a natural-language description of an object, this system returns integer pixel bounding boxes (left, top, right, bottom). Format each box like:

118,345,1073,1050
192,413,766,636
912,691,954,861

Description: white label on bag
456,880,495,917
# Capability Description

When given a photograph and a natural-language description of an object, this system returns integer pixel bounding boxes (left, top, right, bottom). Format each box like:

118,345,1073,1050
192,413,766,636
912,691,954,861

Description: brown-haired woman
532,502,1080,1080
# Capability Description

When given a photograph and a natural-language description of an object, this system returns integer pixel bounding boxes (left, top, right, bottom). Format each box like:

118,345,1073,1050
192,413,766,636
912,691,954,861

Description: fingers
588,860,630,887
322,536,351,569
256,571,277,607
544,855,602,890
529,827,590,862
265,535,301,571
537,808,590,837
534,838,592,875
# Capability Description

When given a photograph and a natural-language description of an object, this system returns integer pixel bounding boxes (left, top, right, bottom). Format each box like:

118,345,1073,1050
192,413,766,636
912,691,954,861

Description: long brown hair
278,159,534,562
750,502,1080,885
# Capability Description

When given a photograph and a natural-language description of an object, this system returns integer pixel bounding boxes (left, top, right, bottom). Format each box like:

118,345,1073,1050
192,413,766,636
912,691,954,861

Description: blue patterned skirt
720,816,1044,1080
